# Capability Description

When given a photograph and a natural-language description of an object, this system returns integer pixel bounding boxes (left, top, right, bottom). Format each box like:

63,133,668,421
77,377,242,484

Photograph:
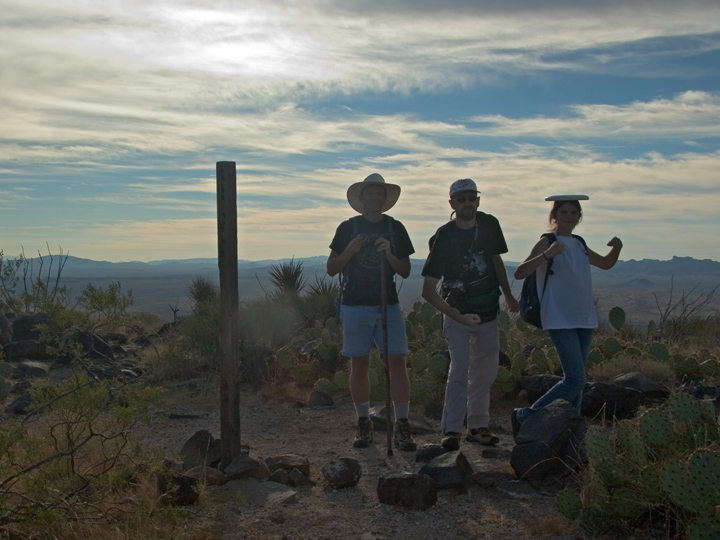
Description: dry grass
587,355,672,383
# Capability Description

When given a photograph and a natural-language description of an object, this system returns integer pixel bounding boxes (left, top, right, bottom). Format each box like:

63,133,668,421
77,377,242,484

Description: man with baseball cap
327,173,417,451
421,178,519,450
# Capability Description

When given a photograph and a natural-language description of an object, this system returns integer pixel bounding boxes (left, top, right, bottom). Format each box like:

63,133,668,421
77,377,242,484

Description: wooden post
216,161,241,468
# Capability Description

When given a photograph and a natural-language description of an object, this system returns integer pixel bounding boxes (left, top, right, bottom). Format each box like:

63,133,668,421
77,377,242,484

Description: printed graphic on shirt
443,250,490,295
355,233,389,270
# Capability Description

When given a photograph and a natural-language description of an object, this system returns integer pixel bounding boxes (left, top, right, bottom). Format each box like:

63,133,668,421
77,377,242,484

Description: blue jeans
516,328,594,421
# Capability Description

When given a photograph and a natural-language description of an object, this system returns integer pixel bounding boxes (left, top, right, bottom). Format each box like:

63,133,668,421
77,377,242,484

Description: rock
11,380,32,394
180,430,222,470
322,457,362,489
522,374,562,403
308,389,334,407
377,472,437,510
417,451,476,493
212,479,298,507
11,313,53,342
3,340,50,361
268,468,290,485
225,456,271,481
415,444,452,463
74,330,115,360
183,466,226,486
4,391,32,414
288,468,315,488
0,315,12,345
370,406,435,434
18,360,50,378
582,381,642,420
613,372,671,401
157,473,200,506
511,399,586,487
473,470,516,487
481,447,513,461
272,454,310,477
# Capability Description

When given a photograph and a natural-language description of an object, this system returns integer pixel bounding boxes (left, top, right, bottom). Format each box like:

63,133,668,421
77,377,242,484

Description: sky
2,0,720,265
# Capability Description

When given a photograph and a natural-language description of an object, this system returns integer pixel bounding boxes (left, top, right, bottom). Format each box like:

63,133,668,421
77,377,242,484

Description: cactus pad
640,409,672,446
688,451,720,507
662,460,711,515
585,426,614,462
641,465,666,504
669,393,702,422
610,487,645,519
617,420,647,469
556,488,583,520
314,378,338,395
648,342,669,363
428,355,448,378
608,306,626,330
687,517,720,540
603,337,622,358
333,370,349,390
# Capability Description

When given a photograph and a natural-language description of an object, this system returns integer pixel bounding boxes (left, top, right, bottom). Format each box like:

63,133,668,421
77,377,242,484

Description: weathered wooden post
216,161,241,468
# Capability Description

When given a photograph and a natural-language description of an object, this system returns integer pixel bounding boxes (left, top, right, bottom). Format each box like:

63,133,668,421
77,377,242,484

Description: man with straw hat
422,178,519,450
327,173,417,451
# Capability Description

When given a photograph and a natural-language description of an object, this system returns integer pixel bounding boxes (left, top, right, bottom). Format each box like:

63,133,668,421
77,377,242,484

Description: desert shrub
587,355,672,383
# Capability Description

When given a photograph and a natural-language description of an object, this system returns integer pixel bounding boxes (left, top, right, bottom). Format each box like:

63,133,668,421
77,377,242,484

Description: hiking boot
466,427,499,446
353,418,373,448
511,408,523,440
440,432,461,451
393,419,417,452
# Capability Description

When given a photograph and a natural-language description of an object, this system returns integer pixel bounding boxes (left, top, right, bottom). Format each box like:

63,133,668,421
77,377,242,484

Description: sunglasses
452,194,478,203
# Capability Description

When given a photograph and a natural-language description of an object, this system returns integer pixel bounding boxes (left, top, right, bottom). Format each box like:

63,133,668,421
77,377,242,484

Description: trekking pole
379,255,393,457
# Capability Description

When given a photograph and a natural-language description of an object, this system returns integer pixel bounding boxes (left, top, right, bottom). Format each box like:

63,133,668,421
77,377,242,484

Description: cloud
468,91,720,139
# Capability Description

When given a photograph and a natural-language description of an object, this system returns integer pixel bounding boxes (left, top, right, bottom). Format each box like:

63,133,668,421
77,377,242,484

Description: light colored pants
441,316,499,434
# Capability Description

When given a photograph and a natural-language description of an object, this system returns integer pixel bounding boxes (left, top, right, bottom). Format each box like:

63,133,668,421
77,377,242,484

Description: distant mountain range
12,254,720,325
22,254,720,277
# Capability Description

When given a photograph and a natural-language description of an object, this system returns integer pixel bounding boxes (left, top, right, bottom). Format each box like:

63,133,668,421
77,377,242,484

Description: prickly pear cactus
428,355,448,378
608,306,626,331
662,459,712,515
641,465,666,504
333,370,349,391
556,488,582,520
603,337,622,358
585,426,614,461
688,451,720,507
639,409,672,446
669,393,702,422
648,342,669,363
687,517,720,540
616,420,647,469
314,378,338,394
586,348,603,367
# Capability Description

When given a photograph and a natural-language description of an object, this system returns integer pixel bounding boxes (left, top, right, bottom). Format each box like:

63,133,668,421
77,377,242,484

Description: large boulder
511,399,586,487
12,313,53,342
613,372,671,402
417,451,476,493
377,472,437,510
581,381,642,420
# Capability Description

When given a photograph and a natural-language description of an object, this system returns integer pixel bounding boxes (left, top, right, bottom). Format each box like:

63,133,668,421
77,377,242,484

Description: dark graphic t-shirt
422,212,507,315
330,215,414,306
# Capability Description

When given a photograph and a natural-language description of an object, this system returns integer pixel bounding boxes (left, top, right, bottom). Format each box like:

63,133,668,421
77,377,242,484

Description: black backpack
519,233,588,329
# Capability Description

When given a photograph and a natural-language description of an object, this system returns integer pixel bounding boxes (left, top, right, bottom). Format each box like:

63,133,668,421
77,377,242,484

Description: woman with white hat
511,195,623,437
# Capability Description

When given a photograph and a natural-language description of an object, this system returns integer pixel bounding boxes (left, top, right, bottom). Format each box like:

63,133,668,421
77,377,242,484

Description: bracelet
542,251,549,261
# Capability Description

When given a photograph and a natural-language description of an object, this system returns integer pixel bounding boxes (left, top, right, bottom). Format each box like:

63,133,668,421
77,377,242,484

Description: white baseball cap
449,178,479,198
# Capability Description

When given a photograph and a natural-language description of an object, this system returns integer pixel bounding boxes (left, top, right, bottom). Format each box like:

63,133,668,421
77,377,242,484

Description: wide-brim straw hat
346,173,401,213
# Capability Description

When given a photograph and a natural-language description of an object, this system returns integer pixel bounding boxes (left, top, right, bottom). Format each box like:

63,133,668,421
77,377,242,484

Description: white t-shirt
537,235,597,330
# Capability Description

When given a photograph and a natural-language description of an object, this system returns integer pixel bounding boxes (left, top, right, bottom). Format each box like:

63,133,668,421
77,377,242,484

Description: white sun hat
346,173,401,213
545,194,590,201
